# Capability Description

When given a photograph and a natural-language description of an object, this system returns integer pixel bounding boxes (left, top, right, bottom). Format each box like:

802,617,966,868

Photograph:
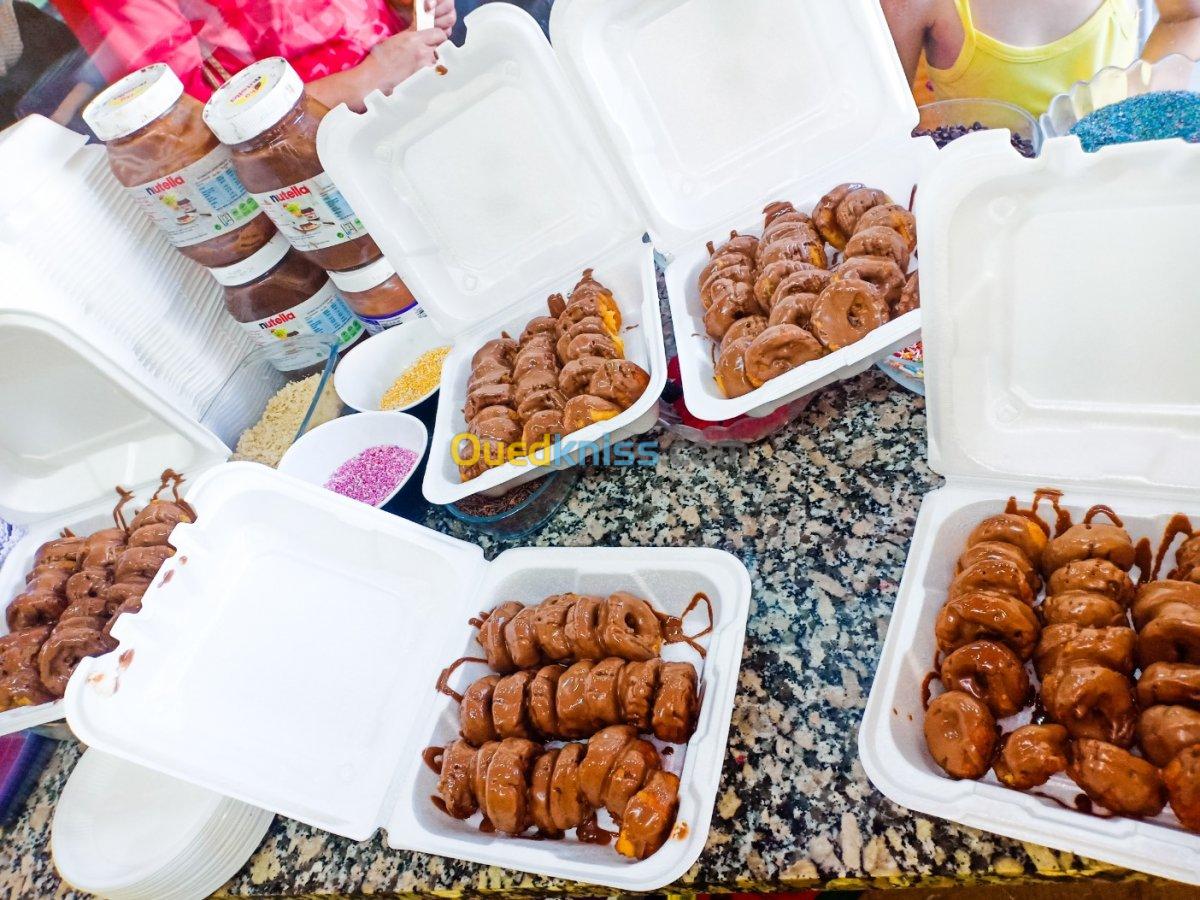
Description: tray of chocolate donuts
861,132,1200,882
0,305,233,738
317,5,666,505
64,463,752,890
547,0,940,422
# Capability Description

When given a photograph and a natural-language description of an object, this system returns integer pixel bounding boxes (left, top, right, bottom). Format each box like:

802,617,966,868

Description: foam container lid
917,130,1200,496
65,462,752,890
317,4,666,505
860,132,1200,885
548,0,937,420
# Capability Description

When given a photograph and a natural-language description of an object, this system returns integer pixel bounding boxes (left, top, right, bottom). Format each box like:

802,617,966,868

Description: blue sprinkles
1070,90,1200,151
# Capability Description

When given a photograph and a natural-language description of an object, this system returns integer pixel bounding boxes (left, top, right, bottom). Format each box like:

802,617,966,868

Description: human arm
881,0,935,84
1143,0,1200,62
306,25,447,112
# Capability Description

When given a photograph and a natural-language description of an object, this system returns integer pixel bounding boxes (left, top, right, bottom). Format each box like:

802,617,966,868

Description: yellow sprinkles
380,346,451,410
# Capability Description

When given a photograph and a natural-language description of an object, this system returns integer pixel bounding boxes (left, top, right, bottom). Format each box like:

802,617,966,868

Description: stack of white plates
52,750,273,900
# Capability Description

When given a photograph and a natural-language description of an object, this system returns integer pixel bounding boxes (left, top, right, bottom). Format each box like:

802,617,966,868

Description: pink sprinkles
324,444,418,505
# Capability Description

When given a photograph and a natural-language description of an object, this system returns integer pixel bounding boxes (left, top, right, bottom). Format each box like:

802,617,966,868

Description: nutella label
356,299,424,336
128,146,264,248
237,281,364,371
251,172,368,253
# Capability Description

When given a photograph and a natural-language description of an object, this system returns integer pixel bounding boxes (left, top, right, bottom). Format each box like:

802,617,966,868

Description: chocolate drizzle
1031,791,1115,819
660,592,715,657
435,656,488,704
576,815,615,845
1032,487,1072,536
1154,514,1194,580
921,670,938,710
1004,495,1051,537
1084,504,1124,528
1133,537,1153,587
112,486,135,533
422,745,444,775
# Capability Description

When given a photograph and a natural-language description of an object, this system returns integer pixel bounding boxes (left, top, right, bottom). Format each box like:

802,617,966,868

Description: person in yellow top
883,0,1200,115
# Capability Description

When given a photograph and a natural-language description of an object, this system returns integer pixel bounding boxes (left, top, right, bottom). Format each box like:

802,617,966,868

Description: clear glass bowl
916,98,1042,155
200,335,343,461
445,467,579,539
1040,53,1200,140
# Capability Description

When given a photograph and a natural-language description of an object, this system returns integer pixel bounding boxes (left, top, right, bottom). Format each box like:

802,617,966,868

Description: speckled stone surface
0,368,1148,898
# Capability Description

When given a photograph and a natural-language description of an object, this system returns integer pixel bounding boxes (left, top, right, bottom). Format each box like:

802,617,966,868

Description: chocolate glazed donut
430,727,679,860
939,640,1030,718
1067,739,1166,818
443,657,700,745
1163,745,1200,830
934,591,1041,660
1041,661,1137,747
472,592,712,673
810,279,890,352
993,724,1070,790
923,690,997,779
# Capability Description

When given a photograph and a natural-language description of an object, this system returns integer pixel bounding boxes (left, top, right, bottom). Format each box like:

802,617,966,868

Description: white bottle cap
202,58,305,146
327,256,396,293
82,64,186,143
207,232,293,286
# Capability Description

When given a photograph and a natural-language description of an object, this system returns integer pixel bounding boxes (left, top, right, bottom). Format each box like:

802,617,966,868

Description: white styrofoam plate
861,484,1200,886
66,463,751,891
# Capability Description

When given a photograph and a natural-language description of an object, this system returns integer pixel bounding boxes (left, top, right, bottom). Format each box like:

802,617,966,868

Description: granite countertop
0,369,1153,898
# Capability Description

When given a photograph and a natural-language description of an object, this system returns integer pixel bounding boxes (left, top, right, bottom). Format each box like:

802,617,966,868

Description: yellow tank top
926,0,1139,116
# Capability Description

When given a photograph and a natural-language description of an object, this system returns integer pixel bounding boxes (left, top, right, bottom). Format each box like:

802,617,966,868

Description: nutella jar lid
327,256,396,294
82,64,186,142
207,232,293,286
203,57,305,146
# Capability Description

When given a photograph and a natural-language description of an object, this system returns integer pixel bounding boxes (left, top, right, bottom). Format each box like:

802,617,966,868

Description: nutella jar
209,232,364,372
202,58,382,273
327,257,422,335
82,64,276,268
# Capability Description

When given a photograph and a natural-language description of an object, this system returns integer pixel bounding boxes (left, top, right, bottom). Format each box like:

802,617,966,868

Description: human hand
365,27,448,93
396,0,456,35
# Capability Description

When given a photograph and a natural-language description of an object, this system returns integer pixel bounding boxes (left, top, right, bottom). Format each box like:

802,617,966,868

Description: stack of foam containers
0,115,251,736
0,116,255,433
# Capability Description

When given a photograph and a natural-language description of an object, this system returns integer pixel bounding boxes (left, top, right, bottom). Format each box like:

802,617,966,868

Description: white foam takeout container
64,462,752,891
317,3,666,504
859,131,1200,884
549,0,939,421
0,119,240,737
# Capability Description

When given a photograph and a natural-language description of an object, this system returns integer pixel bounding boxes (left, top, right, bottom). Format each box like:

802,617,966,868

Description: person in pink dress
54,0,455,109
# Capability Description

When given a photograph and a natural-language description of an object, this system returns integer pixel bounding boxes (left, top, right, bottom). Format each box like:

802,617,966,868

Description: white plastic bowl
277,411,429,507
333,316,449,413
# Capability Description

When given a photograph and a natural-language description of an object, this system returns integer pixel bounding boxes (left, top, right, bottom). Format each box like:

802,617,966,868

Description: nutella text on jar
202,57,382,273
208,232,364,373
82,64,275,268
327,257,422,335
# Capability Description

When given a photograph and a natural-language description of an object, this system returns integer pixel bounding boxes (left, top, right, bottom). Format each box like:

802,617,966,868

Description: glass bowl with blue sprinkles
1042,53,1200,150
